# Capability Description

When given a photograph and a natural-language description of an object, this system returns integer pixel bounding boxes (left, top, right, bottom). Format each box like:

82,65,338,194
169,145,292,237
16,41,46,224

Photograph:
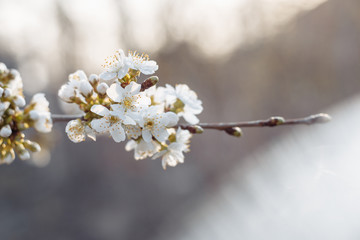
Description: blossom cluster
58,49,203,169
0,63,52,164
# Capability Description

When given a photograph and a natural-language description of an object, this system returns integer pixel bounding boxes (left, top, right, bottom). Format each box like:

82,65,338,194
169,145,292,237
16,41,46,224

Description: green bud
185,125,204,134
225,127,242,137
268,116,285,126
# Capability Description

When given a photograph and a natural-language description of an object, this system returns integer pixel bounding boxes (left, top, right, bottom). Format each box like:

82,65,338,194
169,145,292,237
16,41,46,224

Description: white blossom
29,93,52,133
164,84,203,124
66,119,96,143
58,84,75,102
125,139,161,160
90,104,135,143
69,70,88,88
137,106,178,143
127,51,158,75
106,81,151,115
152,128,191,169
99,49,129,81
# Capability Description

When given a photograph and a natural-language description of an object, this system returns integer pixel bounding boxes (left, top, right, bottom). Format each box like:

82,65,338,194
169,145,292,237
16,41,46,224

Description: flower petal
91,105,110,117
142,129,152,142
99,71,117,81
164,112,179,127
107,83,124,102
110,123,126,142
183,112,199,124
153,127,169,142
91,118,109,133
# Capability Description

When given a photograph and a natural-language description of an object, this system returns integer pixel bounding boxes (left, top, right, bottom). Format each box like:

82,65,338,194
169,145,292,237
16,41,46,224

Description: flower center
129,51,149,64
102,50,124,71
145,120,154,130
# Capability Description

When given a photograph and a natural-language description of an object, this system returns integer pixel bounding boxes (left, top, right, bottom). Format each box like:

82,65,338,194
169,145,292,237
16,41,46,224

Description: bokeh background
1,0,360,239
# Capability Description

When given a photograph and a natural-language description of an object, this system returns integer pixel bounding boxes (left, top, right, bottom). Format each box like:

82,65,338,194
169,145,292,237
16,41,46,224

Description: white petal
107,83,124,102
153,127,169,142
110,104,125,114
99,71,117,81
183,112,199,124
110,123,126,142
117,66,129,79
152,150,166,160
125,81,141,95
142,129,152,142
125,140,137,151
91,118,109,133
164,112,179,127
91,105,109,117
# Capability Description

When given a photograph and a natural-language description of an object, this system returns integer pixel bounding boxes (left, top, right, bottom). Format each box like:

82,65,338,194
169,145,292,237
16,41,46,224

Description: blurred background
1,0,360,239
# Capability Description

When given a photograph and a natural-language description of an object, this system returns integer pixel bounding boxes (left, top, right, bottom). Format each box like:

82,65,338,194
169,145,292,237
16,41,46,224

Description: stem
52,113,331,131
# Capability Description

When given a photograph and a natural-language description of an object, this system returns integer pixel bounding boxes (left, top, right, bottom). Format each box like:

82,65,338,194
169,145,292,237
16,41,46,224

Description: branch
51,113,331,136
178,113,332,135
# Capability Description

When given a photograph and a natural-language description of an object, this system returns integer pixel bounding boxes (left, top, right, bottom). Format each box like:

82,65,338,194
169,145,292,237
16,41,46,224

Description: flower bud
0,101,10,114
2,149,15,164
140,76,159,91
96,82,109,95
23,140,41,152
89,74,99,84
3,88,12,97
185,125,204,134
58,84,75,102
14,96,26,107
79,80,93,97
0,125,12,137
225,127,242,137
19,150,30,160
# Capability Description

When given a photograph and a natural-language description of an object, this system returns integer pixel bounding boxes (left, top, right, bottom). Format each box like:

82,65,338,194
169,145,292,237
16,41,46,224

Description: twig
178,113,331,135
52,113,331,135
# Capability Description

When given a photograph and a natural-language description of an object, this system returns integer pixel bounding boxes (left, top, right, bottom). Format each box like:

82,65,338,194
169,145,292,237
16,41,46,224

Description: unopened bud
15,143,30,160
140,76,159,91
23,140,41,152
96,82,109,95
14,96,26,107
0,125,12,137
3,88,12,97
89,74,99,84
2,149,15,164
185,125,204,134
225,127,242,137
79,80,93,97
268,116,285,126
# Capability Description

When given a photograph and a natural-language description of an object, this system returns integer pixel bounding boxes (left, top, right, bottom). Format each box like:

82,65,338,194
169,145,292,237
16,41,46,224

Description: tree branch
52,113,331,135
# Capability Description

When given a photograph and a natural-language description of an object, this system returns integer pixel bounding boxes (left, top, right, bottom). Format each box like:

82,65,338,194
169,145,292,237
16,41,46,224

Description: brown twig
178,113,331,135
52,113,331,135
